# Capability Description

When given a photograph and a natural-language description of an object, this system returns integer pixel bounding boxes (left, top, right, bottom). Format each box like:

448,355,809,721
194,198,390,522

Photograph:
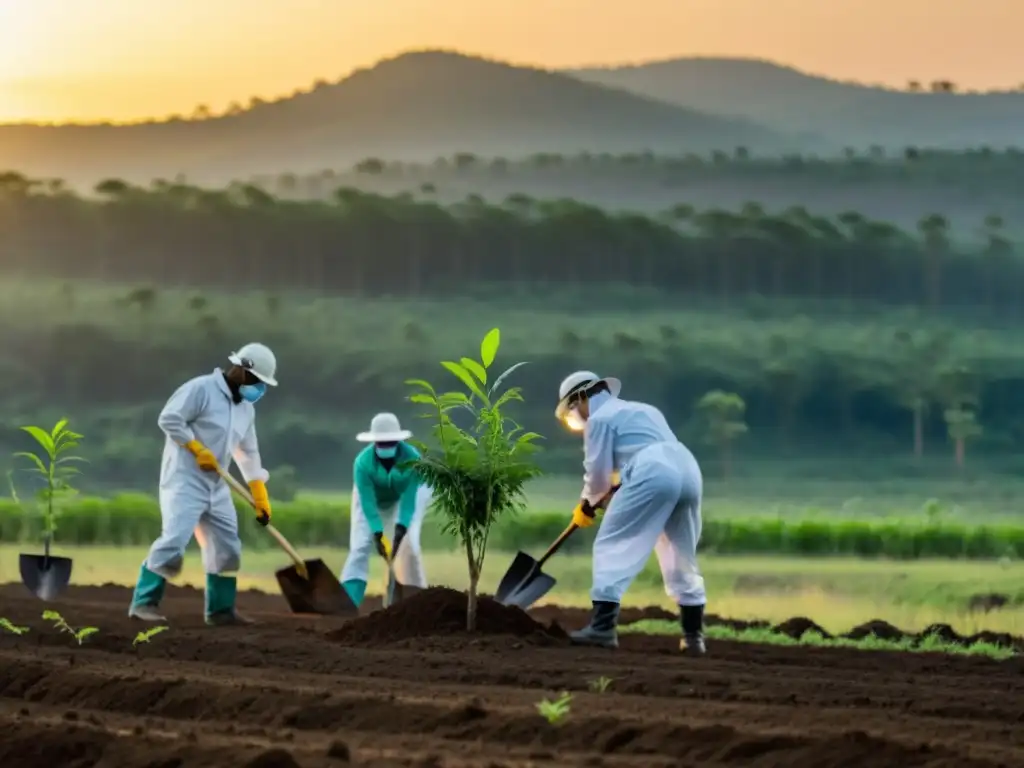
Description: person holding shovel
555,370,707,655
128,343,277,626
340,413,431,608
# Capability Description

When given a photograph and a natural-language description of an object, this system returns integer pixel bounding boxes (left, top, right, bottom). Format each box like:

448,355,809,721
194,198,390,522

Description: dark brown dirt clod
326,586,568,644
773,616,831,640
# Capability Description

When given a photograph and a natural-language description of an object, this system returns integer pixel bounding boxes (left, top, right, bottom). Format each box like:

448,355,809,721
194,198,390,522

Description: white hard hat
357,412,412,442
228,343,278,386
555,370,621,420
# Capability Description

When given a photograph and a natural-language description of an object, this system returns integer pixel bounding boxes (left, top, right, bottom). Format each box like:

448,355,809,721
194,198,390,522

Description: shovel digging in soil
20,533,72,602
217,467,358,616
496,483,620,610
382,539,423,608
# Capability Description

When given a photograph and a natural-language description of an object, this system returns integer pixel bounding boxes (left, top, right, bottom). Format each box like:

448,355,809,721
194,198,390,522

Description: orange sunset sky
0,0,1021,124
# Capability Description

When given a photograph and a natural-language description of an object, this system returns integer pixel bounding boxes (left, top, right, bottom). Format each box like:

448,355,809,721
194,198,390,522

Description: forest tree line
0,171,1019,313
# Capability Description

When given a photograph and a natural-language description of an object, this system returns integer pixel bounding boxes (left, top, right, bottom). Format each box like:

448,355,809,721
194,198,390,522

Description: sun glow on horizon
0,0,1021,124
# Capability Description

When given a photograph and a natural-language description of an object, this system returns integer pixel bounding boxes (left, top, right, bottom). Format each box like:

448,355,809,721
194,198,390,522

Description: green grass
3,545,1021,636
622,621,1016,660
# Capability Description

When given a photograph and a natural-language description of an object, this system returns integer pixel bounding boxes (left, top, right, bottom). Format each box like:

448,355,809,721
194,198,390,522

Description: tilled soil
1,582,1023,767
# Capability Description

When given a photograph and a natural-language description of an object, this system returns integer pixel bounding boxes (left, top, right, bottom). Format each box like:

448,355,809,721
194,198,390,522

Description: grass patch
623,620,1017,660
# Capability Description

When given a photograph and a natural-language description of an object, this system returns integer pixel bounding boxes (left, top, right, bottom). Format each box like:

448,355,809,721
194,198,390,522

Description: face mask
564,406,586,433
239,382,267,404
375,444,398,459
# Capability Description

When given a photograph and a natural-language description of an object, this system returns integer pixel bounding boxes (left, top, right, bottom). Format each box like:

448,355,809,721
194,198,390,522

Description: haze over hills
568,57,1024,149
0,51,791,187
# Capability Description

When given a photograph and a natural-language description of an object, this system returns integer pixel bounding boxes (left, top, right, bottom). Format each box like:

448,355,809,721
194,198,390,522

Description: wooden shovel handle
215,466,308,578
535,483,621,568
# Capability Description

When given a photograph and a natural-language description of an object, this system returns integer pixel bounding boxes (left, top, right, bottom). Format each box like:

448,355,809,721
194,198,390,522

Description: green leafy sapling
133,626,169,647
405,328,544,631
0,618,29,635
9,419,86,556
536,692,573,725
42,610,98,645
588,676,613,693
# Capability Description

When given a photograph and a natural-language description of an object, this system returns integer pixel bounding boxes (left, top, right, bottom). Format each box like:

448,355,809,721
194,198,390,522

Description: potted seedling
406,328,544,631
10,419,85,601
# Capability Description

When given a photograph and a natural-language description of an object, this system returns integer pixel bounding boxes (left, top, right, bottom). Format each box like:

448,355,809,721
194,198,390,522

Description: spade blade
19,553,73,601
275,558,358,616
495,551,541,604
501,572,557,611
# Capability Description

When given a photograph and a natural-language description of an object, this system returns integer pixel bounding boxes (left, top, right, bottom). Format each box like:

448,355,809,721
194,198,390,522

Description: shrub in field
42,610,97,645
405,327,544,630
133,626,169,647
0,618,29,635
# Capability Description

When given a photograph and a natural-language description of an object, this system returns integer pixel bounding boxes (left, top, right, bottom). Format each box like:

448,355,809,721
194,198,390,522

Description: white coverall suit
145,369,268,581
581,392,706,608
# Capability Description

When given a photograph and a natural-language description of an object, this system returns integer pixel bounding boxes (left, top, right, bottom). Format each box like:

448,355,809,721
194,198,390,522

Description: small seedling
133,626,169,647
588,676,613,693
42,610,98,645
0,618,29,635
536,691,572,725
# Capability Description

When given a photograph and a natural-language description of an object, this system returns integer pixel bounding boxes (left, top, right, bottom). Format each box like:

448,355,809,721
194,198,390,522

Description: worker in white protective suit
339,413,432,607
555,371,707,655
128,343,278,626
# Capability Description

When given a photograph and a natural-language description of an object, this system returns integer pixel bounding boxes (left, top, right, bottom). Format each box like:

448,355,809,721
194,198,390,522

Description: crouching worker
129,343,278,626
340,413,431,607
555,371,707,655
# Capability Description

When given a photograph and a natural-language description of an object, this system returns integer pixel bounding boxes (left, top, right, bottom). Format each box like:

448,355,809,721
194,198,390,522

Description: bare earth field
1,582,1023,768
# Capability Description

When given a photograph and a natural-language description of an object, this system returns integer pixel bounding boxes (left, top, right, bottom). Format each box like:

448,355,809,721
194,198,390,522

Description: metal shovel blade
275,558,358,616
386,574,423,607
19,553,73,601
495,551,556,609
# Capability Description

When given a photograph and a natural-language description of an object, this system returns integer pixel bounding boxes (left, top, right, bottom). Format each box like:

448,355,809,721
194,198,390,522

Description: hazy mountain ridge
0,51,790,186
568,57,1024,148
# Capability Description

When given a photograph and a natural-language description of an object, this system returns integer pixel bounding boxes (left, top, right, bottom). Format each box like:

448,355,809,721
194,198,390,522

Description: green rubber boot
342,579,367,608
128,563,167,622
204,574,252,626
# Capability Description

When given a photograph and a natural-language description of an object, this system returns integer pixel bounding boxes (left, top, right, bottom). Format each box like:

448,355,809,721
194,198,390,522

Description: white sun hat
356,412,412,442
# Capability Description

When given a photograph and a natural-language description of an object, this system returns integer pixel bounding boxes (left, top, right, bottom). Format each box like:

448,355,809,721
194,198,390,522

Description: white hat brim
356,430,412,443
228,353,278,386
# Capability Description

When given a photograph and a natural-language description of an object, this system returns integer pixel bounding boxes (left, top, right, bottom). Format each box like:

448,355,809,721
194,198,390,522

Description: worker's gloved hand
184,440,219,473
596,484,622,511
393,523,408,557
374,531,392,561
249,480,271,526
571,500,597,528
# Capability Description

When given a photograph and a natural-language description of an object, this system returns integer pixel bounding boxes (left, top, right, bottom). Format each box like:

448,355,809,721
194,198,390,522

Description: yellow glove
572,502,597,528
374,532,392,560
249,479,271,526
184,440,219,473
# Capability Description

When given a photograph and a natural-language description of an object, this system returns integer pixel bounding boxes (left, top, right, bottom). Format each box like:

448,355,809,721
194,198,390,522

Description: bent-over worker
129,343,278,626
555,370,707,655
340,413,431,607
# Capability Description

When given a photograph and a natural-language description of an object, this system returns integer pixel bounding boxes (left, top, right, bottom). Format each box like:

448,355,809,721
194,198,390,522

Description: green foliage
133,626,169,647
269,465,299,503
8,419,86,543
536,692,573,725
695,390,748,478
406,327,544,629
588,676,613,693
42,610,98,645
1,494,1022,559
0,618,29,635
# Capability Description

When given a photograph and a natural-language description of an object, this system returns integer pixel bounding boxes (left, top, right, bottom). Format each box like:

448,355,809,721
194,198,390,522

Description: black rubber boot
680,604,706,656
570,601,620,649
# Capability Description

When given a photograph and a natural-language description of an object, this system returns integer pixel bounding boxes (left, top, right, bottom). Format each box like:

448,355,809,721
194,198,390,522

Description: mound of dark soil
706,613,771,633
774,617,832,640
326,586,568,644
843,619,904,642
967,592,1010,612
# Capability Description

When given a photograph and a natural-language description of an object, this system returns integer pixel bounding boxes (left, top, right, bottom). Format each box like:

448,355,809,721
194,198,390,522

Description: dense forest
2,165,1024,491
0,171,1019,312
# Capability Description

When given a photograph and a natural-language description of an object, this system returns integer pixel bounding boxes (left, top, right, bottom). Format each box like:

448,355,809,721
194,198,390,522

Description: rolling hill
568,57,1024,149
0,51,791,187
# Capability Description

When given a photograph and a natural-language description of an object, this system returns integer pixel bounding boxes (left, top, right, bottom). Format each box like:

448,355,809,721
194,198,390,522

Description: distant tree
917,213,950,308
889,330,951,459
936,365,982,469
694,390,747,479
907,80,922,92
354,158,385,175
943,407,982,468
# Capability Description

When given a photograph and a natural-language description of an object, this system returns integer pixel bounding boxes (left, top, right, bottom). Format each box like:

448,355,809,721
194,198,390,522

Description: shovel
496,483,621,610
20,532,72,601
382,534,423,608
216,467,358,616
